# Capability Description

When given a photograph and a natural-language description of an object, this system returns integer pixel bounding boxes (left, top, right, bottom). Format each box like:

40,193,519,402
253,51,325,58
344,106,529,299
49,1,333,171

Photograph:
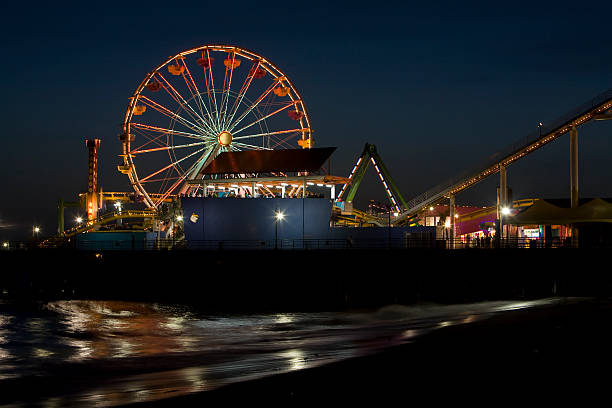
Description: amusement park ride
50,44,612,245
53,44,400,242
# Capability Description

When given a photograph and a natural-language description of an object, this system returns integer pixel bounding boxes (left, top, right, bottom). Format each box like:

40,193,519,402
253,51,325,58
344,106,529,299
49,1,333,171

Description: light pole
501,206,511,246
274,211,284,249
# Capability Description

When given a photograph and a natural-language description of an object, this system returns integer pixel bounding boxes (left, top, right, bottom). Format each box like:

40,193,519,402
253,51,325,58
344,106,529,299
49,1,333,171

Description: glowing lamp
501,207,511,216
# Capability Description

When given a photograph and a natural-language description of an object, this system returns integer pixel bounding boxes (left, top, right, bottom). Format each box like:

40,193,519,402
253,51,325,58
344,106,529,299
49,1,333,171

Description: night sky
2,1,612,240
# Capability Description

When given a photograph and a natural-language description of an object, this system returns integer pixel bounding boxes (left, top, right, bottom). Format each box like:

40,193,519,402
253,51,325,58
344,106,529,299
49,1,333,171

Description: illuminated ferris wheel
118,45,313,208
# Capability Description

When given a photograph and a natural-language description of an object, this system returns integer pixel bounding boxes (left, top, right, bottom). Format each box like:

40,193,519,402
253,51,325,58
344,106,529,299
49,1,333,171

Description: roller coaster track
61,210,156,238
395,89,612,224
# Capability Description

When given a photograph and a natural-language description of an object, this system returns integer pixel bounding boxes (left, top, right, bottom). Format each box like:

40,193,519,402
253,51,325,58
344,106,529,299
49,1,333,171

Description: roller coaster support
570,126,579,246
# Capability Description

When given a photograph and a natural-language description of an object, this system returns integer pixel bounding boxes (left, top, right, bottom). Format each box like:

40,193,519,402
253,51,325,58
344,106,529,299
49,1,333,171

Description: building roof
202,147,336,174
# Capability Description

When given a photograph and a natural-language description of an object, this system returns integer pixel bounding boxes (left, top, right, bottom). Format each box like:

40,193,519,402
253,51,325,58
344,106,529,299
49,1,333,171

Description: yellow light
218,131,233,146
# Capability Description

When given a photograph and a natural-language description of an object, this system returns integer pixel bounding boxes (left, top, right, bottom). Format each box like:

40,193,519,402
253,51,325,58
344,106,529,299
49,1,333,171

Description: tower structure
86,139,101,221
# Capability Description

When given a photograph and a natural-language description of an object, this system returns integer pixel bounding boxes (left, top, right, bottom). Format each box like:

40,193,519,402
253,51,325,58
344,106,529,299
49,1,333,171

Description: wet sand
129,297,612,405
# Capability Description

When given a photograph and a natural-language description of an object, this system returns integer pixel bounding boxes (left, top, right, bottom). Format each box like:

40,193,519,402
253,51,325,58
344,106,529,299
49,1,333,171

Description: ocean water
0,298,558,407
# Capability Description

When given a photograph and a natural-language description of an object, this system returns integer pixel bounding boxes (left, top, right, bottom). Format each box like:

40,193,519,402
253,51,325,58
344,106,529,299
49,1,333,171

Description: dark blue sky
2,1,612,239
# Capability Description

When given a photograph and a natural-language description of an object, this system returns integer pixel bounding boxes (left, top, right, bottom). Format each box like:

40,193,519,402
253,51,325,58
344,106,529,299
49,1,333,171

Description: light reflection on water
0,298,560,407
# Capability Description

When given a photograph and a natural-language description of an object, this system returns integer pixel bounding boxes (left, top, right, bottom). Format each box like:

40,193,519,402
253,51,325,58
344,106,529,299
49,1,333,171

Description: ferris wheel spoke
232,101,300,136
156,167,178,195
260,83,277,118
224,60,260,130
155,72,215,133
172,57,203,116
139,176,182,184
179,58,217,130
131,123,216,141
233,128,307,140
132,128,170,151
201,49,221,131
140,146,208,183
271,134,299,149
232,142,272,150
130,141,210,155
220,51,237,130
155,166,197,206
228,79,281,132
139,96,213,136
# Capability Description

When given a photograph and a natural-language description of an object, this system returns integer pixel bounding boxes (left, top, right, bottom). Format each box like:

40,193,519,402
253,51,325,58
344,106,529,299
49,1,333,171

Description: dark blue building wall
182,198,435,249
182,198,333,243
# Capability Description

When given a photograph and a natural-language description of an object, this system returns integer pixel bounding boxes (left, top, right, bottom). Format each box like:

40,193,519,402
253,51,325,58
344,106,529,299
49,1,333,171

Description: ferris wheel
118,45,313,208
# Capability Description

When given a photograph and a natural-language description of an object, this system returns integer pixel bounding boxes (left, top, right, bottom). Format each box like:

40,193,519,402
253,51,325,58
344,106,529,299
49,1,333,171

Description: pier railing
2,237,603,251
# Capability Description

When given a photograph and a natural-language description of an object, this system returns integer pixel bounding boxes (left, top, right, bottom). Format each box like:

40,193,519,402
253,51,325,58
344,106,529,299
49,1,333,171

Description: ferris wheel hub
217,131,233,146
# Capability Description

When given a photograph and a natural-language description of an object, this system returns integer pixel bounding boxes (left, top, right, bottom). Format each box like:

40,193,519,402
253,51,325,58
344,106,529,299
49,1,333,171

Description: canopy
508,198,612,225
202,147,336,174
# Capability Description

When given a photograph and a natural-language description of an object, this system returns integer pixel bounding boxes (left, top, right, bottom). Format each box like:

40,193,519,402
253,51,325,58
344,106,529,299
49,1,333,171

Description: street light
33,226,40,240
538,122,543,137
274,211,284,249
75,216,83,224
